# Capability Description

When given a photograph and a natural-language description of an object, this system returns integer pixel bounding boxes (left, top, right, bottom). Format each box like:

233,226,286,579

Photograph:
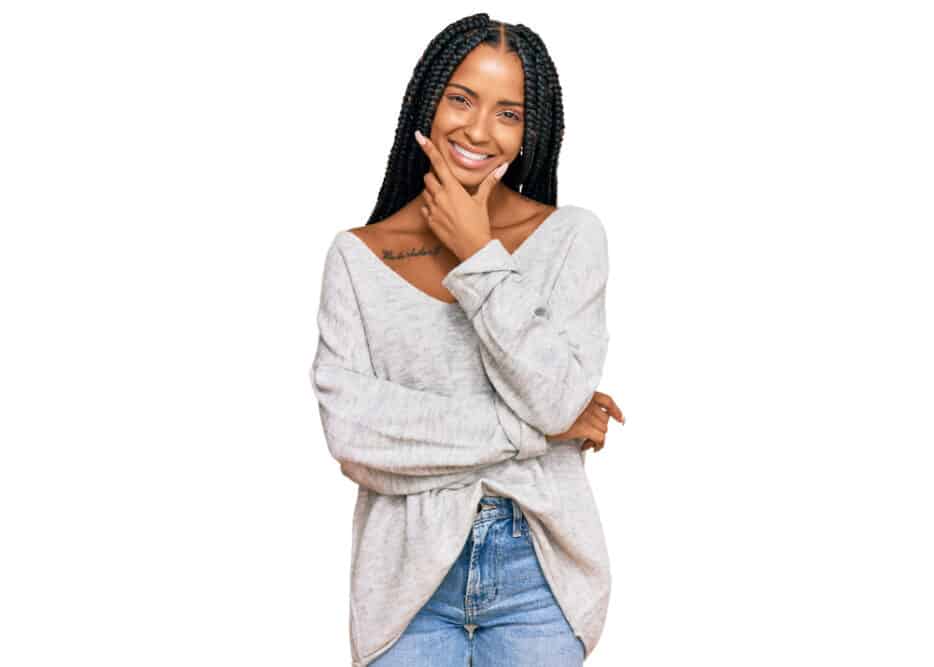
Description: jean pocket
498,525,545,585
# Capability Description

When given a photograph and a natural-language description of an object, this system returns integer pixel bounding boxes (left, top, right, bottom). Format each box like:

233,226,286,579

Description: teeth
452,141,491,161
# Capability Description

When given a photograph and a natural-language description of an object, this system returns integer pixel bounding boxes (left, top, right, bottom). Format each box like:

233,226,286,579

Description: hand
414,129,510,261
545,391,625,453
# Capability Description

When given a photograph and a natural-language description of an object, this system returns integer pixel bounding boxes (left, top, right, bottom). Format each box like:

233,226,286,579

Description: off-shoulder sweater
311,204,613,665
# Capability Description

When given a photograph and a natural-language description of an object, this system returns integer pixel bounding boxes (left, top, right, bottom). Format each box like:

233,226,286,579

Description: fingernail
495,162,509,178
414,130,425,145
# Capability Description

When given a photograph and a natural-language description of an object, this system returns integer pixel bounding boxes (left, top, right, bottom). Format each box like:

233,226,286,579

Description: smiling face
428,43,525,196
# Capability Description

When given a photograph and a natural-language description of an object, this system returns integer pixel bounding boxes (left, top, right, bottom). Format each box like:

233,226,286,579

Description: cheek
492,128,522,153
499,141,522,160
430,110,456,133
427,131,456,169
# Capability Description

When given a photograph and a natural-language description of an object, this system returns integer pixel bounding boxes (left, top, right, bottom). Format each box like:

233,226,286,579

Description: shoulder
323,226,365,281
321,233,349,283
330,219,384,255
346,206,414,235
559,204,604,231
558,206,609,269
340,208,415,249
552,204,607,248
570,204,607,237
324,219,393,280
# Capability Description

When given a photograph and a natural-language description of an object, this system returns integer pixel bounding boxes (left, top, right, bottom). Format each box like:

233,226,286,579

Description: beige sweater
311,204,613,665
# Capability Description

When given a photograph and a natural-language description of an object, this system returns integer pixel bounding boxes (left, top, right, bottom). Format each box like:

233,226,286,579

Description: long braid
365,14,566,225
513,23,565,204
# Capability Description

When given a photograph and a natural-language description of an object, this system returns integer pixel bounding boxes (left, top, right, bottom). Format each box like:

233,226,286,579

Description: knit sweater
311,204,612,665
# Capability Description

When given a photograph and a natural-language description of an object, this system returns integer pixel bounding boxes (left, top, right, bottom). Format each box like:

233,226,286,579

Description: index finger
415,130,455,188
592,391,624,423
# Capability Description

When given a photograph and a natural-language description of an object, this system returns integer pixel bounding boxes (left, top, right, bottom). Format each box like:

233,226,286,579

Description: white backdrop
1,1,932,665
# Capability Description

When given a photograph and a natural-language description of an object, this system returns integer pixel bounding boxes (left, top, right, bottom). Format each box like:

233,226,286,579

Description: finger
414,130,454,189
423,170,443,199
584,402,609,429
424,199,442,228
608,396,625,424
591,429,606,451
475,161,509,204
586,418,610,452
581,439,593,451
426,192,451,227
589,430,606,452
592,391,624,424
584,406,609,433
589,401,611,423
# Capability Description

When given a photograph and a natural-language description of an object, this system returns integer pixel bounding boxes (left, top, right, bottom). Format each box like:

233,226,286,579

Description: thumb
476,161,509,202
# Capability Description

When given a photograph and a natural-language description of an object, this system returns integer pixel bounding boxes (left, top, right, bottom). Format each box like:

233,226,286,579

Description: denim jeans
370,495,586,666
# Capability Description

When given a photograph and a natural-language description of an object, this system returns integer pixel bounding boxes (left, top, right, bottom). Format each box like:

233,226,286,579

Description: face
428,44,525,196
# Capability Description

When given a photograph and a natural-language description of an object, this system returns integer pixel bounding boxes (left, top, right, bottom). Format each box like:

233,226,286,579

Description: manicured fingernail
495,162,509,178
414,130,426,145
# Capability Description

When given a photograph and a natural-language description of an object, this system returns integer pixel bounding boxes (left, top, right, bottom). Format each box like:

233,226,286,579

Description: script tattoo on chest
381,244,444,261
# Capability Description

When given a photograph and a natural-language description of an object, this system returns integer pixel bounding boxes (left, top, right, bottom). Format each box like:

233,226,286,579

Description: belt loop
511,499,522,537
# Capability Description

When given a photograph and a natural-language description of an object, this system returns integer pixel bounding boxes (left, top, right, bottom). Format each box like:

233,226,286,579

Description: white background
2,1,932,665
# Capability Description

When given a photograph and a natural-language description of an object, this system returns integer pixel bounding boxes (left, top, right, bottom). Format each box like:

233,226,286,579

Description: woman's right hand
545,391,625,452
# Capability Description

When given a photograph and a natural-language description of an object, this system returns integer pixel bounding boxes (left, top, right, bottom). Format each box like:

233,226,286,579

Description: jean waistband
475,495,526,537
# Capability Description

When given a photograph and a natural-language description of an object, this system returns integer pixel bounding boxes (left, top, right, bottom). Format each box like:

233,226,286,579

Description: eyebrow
447,83,524,108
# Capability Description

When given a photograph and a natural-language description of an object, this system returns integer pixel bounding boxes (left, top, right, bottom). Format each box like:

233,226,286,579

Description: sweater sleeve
310,235,549,495
440,211,611,437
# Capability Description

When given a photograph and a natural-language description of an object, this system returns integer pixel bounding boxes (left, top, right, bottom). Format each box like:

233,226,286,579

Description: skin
352,38,626,451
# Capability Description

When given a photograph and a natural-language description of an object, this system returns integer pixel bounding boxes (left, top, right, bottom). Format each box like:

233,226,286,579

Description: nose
463,118,494,148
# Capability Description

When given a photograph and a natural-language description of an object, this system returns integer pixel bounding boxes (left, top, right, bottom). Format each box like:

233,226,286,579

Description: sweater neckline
340,205,570,309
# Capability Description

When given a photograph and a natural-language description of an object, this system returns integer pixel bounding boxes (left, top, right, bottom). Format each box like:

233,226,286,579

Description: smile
448,140,496,170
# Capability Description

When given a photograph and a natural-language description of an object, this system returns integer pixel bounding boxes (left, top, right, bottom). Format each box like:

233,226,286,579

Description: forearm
312,362,549,477
441,218,610,436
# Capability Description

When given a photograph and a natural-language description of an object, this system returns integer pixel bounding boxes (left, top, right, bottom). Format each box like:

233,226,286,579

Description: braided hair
365,13,565,226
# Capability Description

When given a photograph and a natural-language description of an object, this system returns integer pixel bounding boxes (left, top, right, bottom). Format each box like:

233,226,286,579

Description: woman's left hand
545,390,625,453
414,129,509,261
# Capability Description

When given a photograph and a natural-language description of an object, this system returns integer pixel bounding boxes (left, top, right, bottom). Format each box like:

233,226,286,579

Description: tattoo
381,244,444,261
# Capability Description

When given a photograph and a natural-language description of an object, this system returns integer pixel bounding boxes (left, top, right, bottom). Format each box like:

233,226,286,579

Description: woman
312,14,625,666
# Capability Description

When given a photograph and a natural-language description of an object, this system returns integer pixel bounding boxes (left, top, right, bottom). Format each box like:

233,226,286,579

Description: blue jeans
370,495,586,666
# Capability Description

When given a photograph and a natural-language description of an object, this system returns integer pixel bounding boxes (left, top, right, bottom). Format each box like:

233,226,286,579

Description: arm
440,212,611,437
310,235,549,495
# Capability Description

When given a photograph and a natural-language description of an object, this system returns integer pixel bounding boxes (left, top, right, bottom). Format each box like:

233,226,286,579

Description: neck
484,183,518,228
405,183,519,230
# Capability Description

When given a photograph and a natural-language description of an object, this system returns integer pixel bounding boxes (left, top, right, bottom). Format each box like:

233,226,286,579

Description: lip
448,140,497,170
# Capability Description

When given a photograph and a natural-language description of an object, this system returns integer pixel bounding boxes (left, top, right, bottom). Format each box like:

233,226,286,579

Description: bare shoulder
345,207,417,241
346,210,432,256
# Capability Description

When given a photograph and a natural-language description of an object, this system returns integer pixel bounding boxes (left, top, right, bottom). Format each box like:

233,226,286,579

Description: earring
519,147,525,192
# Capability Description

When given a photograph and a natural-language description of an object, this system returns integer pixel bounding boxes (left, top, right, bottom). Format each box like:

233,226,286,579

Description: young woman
312,14,625,666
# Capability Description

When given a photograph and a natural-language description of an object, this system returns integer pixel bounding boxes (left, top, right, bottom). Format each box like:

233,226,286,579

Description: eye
447,94,521,122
